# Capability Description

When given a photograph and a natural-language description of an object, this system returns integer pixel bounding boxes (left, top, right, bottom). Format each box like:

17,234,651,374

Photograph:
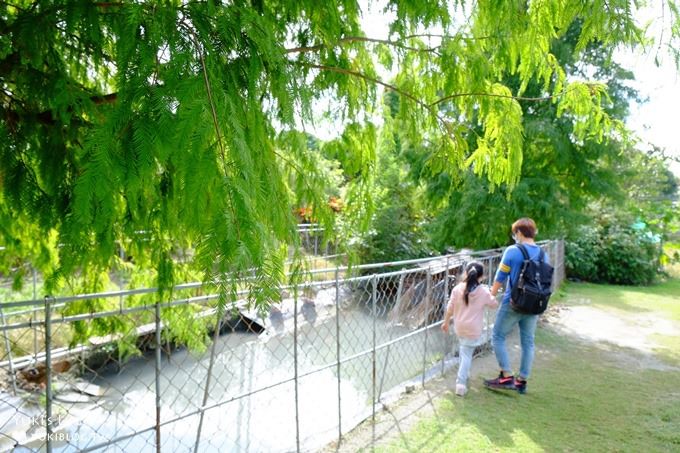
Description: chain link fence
0,240,564,452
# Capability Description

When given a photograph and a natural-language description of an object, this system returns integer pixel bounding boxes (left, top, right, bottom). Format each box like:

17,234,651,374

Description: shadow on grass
363,324,680,453
437,327,680,452
326,386,453,453
335,281,680,452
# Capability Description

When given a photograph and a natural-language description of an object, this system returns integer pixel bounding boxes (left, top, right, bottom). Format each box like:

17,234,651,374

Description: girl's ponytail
463,261,485,305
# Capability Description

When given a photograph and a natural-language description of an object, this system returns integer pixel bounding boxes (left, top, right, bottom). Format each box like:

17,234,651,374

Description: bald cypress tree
1,1,677,308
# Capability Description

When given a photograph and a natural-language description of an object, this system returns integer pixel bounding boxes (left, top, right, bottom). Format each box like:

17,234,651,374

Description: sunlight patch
510,429,542,452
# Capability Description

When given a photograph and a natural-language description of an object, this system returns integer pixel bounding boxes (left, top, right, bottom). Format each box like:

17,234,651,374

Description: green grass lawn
558,278,680,320
376,279,680,453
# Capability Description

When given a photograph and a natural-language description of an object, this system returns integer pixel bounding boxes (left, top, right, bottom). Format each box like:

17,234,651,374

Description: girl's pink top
448,282,499,340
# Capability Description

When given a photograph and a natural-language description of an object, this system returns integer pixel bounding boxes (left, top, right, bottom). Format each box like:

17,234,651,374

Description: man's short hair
512,218,537,239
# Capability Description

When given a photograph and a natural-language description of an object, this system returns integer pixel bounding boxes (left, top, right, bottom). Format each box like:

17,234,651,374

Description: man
484,217,548,395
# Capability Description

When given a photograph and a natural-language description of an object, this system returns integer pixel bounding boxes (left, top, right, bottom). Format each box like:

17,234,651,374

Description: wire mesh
0,240,564,452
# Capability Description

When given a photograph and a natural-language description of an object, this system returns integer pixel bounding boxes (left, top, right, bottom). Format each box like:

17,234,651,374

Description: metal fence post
552,240,558,289
44,296,53,453
560,239,567,283
33,312,38,362
371,274,377,445
294,290,300,453
442,256,450,376
422,267,432,387
32,265,38,361
334,268,342,445
0,303,17,394
194,303,225,452
559,239,566,286
154,299,162,453
32,267,37,300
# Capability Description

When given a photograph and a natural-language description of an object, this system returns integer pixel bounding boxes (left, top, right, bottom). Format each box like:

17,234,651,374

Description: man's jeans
492,302,538,379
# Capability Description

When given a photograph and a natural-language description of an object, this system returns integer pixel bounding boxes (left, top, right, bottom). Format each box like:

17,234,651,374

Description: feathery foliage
1,1,677,315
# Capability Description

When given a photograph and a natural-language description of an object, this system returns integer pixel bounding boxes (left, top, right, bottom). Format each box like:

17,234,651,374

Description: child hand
441,322,449,334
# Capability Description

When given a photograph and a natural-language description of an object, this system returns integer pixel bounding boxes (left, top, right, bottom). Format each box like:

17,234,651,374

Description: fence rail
0,240,564,452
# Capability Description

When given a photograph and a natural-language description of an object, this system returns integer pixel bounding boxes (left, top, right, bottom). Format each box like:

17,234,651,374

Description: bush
566,222,661,285
565,225,599,280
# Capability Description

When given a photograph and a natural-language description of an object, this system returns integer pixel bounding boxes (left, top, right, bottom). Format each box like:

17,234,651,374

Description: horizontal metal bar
1,241,517,312
2,282,205,310
2,242,500,308
0,265,435,328
1,253,347,311
2,302,69,318
0,293,239,331
0,344,89,369
0,256,490,331
1,239,546,309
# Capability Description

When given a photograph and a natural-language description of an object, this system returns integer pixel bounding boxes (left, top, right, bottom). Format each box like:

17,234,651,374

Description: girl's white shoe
455,384,467,397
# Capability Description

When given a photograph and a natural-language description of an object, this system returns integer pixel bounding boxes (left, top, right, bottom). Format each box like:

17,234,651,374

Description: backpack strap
519,243,545,262
516,243,530,260
509,244,530,290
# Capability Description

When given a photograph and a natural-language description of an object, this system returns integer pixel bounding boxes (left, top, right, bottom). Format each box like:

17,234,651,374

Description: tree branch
93,2,124,7
403,33,499,41
178,20,228,170
298,62,431,110
3,92,115,128
179,19,242,244
430,88,580,107
0,1,25,11
285,36,441,55
93,93,117,105
296,62,458,142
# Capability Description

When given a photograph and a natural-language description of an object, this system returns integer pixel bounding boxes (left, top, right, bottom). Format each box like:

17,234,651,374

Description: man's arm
490,280,503,297
492,248,514,297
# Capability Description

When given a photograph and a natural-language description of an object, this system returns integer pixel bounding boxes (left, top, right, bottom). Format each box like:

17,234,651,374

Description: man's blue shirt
495,244,549,304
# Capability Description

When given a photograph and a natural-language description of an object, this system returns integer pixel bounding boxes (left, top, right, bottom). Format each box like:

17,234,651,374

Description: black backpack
510,244,554,315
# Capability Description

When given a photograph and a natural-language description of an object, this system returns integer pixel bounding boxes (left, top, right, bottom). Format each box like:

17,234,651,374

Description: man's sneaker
484,372,516,390
455,384,467,397
514,378,527,394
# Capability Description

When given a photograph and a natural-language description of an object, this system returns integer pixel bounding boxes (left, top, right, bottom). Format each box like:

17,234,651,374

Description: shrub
566,222,661,285
565,225,599,280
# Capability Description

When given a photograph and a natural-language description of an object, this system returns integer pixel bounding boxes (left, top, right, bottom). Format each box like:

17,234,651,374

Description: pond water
2,307,450,452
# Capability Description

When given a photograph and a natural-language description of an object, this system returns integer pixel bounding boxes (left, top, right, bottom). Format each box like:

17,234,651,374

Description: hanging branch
296,62,460,145
429,87,583,107
295,62,585,144
298,63,429,109
178,19,243,251
402,33,501,41
178,20,228,171
285,36,441,55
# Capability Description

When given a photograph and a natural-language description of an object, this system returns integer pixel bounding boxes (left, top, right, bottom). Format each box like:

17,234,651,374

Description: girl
441,261,499,396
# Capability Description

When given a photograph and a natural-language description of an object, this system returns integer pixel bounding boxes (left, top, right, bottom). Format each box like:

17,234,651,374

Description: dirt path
547,303,680,371
322,303,680,452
